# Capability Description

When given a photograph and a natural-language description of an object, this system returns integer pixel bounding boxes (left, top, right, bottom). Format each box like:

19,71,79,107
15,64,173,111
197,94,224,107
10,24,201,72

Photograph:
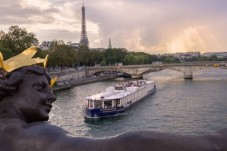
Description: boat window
94,100,102,108
104,101,112,109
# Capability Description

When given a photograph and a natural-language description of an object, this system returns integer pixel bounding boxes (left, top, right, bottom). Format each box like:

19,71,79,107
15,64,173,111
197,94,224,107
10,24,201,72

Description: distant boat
84,80,156,118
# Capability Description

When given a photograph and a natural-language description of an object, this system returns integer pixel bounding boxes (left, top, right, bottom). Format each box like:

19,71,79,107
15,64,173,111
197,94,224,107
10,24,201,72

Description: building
39,41,52,50
202,52,227,58
79,4,89,48
163,52,201,59
186,52,201,57
90,48,105,51
66,41,80,50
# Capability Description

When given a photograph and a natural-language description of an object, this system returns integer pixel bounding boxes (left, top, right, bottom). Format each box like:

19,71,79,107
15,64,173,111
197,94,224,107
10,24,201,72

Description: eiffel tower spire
108,38,112,49
80,3,89,47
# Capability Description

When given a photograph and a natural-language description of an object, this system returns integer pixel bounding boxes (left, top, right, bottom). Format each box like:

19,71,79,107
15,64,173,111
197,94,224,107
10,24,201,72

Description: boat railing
125,81,147,88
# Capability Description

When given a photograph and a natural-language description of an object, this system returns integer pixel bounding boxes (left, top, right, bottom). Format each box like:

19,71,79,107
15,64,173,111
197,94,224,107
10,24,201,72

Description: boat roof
85,89,133,101
85,80,155,101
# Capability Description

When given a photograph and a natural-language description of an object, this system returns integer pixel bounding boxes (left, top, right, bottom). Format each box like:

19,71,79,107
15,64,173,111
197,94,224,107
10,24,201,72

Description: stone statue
0,47,227,151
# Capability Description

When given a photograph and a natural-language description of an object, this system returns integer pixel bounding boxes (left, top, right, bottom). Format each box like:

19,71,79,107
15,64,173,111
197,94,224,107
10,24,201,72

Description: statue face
14,73,56,123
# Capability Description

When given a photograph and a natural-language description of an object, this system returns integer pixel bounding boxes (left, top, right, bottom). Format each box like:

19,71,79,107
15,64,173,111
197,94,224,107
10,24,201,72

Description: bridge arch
91,70,131,77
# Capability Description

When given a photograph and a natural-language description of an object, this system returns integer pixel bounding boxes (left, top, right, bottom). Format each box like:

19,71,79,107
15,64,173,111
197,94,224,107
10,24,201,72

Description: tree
0,26,39,56
89,50,103,66
210,55,218,61
123,52,154,65
148,55,158,63
47,40,78,66
103,48,127,65
0,30,13,59
49,40,65,52
164,56,175,63
78,46,90,66
124,54,135,65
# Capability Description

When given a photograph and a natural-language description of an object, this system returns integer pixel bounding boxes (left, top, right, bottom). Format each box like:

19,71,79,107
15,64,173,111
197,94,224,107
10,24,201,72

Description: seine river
49,68,227,138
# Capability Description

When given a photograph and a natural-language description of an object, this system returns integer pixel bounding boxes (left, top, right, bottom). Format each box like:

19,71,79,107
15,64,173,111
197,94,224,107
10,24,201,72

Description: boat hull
85,107,125,118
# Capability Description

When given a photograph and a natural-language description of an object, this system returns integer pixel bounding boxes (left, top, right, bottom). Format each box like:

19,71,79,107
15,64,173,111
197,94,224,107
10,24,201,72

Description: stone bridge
86,62,227,79
86,65,163,79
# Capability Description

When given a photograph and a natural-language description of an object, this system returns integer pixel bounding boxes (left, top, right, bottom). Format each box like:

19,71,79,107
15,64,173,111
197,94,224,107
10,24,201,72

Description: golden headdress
0,46,47,72
0,46,57,87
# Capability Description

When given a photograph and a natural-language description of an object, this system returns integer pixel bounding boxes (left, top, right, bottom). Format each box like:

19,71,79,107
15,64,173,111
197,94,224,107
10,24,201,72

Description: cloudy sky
0,0,227,54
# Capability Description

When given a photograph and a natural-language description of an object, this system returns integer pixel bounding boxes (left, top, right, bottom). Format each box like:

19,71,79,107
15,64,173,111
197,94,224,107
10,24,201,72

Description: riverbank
52,75,117,92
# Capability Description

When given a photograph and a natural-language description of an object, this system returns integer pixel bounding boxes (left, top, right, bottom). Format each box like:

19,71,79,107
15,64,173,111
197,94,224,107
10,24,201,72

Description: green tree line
1,26,223,67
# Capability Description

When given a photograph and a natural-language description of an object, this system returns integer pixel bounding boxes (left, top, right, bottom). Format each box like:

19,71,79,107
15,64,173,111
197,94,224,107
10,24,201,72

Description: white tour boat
84,80,156,118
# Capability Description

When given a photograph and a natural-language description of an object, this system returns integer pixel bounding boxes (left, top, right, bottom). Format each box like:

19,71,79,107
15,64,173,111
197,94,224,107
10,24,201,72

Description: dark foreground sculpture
0,65,227,151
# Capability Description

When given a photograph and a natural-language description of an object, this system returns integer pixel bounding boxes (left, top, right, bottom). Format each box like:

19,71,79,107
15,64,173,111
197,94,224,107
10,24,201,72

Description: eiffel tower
79,3,89,47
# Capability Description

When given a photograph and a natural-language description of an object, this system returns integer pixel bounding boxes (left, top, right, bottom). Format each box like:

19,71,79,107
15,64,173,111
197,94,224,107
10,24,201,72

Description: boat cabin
86,99,121,110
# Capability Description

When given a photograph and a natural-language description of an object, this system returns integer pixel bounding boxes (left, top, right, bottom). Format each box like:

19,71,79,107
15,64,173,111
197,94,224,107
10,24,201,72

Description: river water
49,68,227,138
